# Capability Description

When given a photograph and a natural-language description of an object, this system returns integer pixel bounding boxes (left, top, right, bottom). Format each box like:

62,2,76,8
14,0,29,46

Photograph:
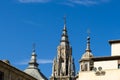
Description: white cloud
23,20,42,26
18,0,51,3
59,2,75,7
67,0,110,6
37,59,53,64
16,59,53,65
18,0,110,6
68,0,98,6
101,0,110,2
16,59,29,65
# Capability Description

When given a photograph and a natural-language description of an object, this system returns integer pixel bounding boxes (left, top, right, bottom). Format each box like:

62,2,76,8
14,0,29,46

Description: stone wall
78,69,120,80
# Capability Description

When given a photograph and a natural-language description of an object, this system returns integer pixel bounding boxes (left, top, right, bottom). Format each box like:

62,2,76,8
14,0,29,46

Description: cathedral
1,18,120,80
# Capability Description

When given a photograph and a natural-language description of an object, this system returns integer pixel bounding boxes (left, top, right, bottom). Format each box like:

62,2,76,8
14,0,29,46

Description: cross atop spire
32,43,36,52
64,15,66,27
87,29,90,37
86,29,91,52
60,16,69,46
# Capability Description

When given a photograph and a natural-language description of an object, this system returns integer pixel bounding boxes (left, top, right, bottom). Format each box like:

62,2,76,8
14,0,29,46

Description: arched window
118,64,120,69
85,64,87,71
0,71,4,80
81,65,84,71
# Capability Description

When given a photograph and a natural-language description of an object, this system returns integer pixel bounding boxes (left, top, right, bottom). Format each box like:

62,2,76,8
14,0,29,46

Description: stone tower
50,18,75,80
80,36,94,72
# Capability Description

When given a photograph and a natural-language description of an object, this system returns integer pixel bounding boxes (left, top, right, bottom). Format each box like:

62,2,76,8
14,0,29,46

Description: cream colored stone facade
94,60,118,70
78,69,120,80
0,60,37,80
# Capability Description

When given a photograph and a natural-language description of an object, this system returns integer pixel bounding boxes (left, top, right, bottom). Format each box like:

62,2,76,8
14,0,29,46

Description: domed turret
80,36,94,71
81,36,93,60
24,44,48,80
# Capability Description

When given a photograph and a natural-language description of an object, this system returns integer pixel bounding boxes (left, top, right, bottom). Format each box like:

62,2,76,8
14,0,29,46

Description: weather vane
87,29,91,37
32,43,36,52
64,15,66,25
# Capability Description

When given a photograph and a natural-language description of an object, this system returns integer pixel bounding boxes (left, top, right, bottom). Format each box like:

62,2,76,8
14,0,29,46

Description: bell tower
50,17,75,80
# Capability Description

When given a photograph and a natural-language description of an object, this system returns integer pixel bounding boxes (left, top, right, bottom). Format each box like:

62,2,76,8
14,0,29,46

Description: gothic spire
28,44,38,69
60,16,69,46
50,18,75,80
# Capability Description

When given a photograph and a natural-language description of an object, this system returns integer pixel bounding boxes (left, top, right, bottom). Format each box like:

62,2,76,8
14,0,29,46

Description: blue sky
0,0,120,78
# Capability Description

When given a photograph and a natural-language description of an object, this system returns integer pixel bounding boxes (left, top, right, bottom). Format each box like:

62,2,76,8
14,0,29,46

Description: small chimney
2,60,10,64
109,40,120,56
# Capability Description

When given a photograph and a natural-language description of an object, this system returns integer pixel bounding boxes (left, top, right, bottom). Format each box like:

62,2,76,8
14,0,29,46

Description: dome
24,68,47,80
81,51,94,60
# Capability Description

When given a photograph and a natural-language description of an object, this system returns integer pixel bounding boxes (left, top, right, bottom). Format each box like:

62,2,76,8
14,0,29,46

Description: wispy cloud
18,0,110,6
16,59,53,65
23,20,42,26
18,0,51,3
38,59,53,64
68,0,98,6
17,59,29,65
67,0,110,6
101,0,110,2
59,2,75,7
